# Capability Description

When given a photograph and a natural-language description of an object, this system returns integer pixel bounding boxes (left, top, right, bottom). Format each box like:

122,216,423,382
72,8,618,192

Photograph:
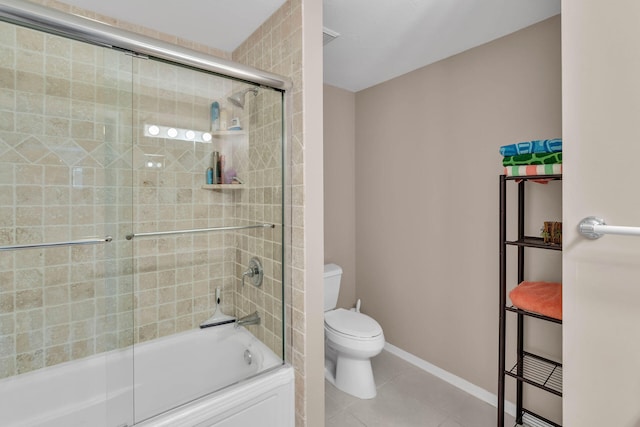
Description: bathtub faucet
236,311,261,328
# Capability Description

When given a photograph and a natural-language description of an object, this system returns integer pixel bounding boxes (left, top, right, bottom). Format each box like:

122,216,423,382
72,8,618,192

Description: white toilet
324,263,385,399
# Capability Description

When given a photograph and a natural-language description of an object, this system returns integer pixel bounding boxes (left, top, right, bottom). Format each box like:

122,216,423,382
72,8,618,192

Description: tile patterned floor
325,350,516,427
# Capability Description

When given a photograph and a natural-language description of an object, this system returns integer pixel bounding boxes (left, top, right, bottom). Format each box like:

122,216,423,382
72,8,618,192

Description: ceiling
60,0,287,52
60,0,560,92
323,0,560,91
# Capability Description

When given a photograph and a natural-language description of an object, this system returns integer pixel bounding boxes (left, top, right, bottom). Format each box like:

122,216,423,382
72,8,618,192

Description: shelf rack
505,236,562,251
498,174,563,427
506,352,562,396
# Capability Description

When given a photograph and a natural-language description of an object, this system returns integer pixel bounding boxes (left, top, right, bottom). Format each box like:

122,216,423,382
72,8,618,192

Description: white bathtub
0,325,294,427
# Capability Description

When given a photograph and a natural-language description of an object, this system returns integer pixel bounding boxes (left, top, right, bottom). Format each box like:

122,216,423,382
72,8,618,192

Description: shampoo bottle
211,151,220,184
210,101,220,131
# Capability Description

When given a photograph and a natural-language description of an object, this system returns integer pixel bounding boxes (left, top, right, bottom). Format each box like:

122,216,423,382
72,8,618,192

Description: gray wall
324,15,562,417
323,84,356,309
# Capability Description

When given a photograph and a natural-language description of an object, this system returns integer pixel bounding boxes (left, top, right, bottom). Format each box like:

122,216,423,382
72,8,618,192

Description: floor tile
439,418,464,427
451,394,503,427
347,385,449,427
326,350,515,427
324,380,360,416
370,348,416,387
326,410,367,427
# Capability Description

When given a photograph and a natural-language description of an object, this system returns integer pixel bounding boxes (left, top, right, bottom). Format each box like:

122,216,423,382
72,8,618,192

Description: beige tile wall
0,22,136,377
37,0,230,60
130,57,240,345
0,2,287,380
231,87,285,357
232,1,307,424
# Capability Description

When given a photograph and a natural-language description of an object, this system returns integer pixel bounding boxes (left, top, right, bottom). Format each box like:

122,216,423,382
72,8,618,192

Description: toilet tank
323,263,343,311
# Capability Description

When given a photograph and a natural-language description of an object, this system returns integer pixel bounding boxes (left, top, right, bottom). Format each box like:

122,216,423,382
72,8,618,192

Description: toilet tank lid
324,263,342,278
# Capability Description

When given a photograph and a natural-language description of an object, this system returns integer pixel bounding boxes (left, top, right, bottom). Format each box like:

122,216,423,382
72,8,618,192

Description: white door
563,1,640,426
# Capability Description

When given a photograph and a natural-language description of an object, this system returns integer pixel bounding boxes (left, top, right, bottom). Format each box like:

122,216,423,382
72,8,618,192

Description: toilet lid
325,308,382,338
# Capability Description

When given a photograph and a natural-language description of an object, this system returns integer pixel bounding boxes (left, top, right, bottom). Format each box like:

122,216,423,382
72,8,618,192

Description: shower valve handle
242,257,263,287
243,266,258,278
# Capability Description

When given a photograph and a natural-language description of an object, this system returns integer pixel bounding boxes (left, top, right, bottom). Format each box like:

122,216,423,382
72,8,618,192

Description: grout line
383,342,517,418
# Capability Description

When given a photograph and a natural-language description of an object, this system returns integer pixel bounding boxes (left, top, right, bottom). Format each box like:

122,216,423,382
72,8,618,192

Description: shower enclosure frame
0,0,293,423
0,0,291,91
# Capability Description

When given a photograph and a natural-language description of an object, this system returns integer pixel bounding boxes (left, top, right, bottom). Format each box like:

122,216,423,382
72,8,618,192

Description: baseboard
383,342,516,418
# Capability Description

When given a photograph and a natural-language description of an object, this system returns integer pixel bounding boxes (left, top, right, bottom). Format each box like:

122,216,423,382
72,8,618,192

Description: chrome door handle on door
578,216,640,239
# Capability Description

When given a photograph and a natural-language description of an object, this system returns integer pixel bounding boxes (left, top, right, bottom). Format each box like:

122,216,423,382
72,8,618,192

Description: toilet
324,263,385,399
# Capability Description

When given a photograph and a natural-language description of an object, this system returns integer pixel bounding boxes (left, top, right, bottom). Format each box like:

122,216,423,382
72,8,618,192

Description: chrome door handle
578,216,640,239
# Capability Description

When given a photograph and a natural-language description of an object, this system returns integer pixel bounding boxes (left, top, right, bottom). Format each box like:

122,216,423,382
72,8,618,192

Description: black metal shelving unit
498,174,562,427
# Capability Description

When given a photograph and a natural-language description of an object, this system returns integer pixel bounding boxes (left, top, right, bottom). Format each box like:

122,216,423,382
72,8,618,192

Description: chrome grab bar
0,236,113,251
126,223,275,240
578,216,640,239
0,223,275,249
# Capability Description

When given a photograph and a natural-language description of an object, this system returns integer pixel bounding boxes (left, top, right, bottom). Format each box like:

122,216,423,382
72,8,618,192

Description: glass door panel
0,23,135,427
131,57,285,422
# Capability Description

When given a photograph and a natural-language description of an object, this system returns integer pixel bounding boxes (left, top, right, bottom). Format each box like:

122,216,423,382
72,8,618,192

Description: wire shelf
505,306,562,324
516,410,562,427
505,237,562,251
506,353,562,396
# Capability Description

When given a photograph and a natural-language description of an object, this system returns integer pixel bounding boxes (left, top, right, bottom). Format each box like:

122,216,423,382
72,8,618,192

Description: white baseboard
383,342,516,418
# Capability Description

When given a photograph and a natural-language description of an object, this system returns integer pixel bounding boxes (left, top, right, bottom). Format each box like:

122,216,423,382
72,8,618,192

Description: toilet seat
324,308,382,339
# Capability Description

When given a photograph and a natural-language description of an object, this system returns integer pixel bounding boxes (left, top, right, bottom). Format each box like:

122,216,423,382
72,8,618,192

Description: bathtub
0,325,294,427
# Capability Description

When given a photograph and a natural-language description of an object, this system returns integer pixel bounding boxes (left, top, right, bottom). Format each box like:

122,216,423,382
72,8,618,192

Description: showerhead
227,87,259,109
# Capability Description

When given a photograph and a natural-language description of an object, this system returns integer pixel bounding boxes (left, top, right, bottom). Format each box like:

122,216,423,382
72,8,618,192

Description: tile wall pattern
232,1,307,424
232,87,285,356
129,57,240,345
0,1,288,380
0,23,136,377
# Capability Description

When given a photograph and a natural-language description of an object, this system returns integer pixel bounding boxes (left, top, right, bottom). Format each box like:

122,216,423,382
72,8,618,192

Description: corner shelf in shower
201,184,245,190
211,130,246,137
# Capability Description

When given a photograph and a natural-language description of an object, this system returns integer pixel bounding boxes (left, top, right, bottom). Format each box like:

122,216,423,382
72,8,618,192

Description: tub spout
236,311,260,328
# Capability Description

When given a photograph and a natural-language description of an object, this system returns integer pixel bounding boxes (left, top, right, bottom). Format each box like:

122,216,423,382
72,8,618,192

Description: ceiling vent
323,26,340,46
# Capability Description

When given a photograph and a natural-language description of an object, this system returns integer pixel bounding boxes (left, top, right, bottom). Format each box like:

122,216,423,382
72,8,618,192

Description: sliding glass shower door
0,22,136,426
0,11,286,425
130,55,285,422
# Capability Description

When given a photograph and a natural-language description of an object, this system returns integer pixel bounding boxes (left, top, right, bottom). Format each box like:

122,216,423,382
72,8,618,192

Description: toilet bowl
323,264,385,399
324,308,385,399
